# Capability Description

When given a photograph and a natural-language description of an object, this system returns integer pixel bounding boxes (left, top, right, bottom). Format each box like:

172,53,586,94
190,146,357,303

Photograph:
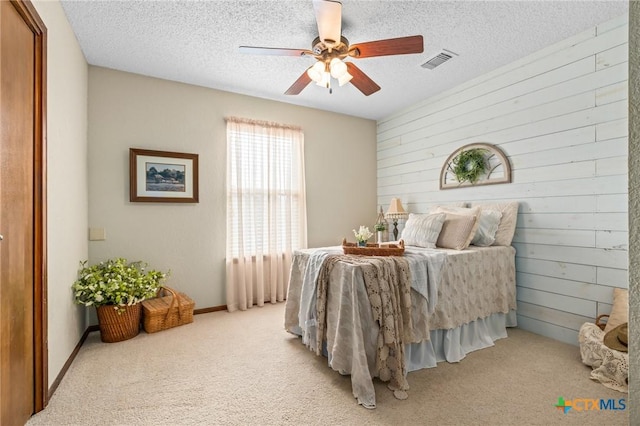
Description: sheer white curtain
225,117,307,312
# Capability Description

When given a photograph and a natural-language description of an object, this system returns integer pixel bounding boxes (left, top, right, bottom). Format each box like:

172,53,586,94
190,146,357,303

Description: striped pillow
400,213,446,248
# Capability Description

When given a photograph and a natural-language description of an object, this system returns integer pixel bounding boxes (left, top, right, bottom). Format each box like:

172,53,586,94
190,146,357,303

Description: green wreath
452,148,487,184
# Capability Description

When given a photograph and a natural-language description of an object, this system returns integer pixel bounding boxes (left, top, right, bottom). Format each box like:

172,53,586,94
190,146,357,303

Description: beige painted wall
32,0,89,386
87,67,377,310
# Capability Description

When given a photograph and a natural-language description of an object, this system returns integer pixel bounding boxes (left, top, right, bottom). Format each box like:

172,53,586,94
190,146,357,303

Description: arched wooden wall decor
440,143,511,190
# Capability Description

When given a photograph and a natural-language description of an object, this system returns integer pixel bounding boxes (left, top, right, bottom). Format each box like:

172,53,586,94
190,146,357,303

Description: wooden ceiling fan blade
284,70,313,95
239,46,312,57
349,35,424,58
345,62,380,96
313,0,342,46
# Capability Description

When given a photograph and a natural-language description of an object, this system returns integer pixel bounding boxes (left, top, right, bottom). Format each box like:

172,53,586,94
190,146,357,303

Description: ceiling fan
239,0,424,96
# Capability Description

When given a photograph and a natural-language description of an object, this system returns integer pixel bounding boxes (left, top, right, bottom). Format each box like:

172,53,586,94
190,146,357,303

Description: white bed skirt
291,310,517,374
406,310,517,372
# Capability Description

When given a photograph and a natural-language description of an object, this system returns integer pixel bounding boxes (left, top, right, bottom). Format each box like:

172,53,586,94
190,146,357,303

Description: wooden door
0,1,47,424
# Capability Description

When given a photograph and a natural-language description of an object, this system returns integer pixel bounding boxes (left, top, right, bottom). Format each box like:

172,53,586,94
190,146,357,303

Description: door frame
8,0,48,412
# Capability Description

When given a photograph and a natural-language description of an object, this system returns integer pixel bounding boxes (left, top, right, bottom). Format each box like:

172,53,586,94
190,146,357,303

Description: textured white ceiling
60,0,629,120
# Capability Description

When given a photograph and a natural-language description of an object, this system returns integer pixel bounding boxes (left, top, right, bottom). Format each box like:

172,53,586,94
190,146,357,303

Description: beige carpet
28,303,628,426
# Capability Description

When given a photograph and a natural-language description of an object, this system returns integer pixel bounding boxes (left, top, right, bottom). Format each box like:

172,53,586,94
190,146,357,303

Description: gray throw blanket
315,255,413,398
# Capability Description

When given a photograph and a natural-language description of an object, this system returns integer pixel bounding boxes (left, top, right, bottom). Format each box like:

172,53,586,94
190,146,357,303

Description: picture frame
129,148,199,203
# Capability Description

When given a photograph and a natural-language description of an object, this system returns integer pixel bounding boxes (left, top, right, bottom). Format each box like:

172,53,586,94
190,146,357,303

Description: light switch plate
89,227,106,241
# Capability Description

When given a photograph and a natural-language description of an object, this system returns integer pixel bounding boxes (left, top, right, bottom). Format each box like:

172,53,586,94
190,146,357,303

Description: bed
283,202,519,408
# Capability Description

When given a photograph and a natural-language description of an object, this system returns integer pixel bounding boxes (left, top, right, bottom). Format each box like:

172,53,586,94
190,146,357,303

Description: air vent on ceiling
421,49,458,70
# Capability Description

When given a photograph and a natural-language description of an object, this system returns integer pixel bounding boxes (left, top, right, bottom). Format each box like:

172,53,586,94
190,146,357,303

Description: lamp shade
316,71,330,88
330,57,348,78
307,61,325,82
338,72,353,86
386,198,407,215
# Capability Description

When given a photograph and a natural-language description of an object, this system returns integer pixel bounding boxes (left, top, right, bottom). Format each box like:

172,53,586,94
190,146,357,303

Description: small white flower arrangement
353,225,373,243
72,258,167,312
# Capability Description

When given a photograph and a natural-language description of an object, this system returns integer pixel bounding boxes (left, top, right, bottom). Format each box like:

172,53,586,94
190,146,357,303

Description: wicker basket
96,303,142,343
596,314,609,331
342,238,405,256
142,286,194,333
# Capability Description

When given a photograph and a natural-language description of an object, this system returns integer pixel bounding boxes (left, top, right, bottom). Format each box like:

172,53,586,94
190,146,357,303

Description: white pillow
400,213,446,248
471,209,503,247
475,202,519,246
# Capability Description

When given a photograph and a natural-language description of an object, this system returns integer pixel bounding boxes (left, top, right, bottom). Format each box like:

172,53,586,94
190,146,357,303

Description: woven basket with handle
142,286,194,333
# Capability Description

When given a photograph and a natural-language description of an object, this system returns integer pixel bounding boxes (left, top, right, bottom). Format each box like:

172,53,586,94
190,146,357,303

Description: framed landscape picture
129,148,199,203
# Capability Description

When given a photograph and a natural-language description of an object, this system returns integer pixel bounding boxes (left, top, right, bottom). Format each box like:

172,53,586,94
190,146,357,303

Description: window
225,117,307,311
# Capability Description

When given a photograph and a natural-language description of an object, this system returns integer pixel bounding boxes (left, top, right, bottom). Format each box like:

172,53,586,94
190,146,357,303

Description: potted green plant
374,223,387,244
72,258,167,342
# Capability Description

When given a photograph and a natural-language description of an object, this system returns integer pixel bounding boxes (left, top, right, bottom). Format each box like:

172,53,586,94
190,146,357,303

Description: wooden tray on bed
342,238,405,256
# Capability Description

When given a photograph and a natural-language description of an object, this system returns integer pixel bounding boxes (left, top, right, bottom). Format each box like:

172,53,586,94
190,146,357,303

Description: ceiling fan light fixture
338,72,353,86
316,71,331,88
307,61,326,82
329,57,347,78
307,68,319,82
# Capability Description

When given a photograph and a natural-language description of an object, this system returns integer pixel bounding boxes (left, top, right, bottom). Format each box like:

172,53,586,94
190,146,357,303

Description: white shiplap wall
377,15,628,346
